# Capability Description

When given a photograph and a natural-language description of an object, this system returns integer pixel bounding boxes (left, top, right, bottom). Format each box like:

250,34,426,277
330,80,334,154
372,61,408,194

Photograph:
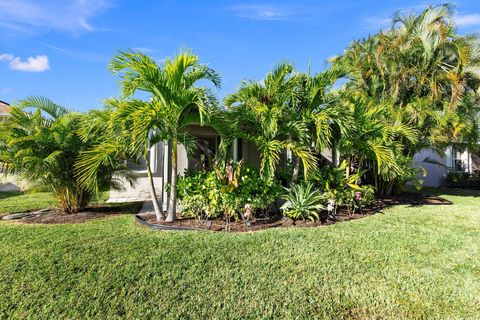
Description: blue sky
1,0,479,111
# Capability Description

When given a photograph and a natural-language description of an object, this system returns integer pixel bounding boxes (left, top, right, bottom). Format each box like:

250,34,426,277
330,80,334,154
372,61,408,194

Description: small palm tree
76,100,166,221
288,67,347,178
0,96,126,213
281,182,324,222
225,63,317,184
108,49,221,221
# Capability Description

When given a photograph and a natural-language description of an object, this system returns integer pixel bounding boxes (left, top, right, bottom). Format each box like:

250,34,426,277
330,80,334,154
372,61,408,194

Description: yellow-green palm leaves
108,49,221,221
225,63,318,183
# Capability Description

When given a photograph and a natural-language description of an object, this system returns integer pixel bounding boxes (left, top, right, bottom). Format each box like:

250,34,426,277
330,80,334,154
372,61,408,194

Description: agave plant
280,182,324,222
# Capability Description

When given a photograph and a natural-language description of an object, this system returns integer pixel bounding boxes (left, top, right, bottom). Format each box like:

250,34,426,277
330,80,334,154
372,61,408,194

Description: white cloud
455,14,480,27
229,4,288,21
0,53,50,72
43,44,108,62
0,0,110,35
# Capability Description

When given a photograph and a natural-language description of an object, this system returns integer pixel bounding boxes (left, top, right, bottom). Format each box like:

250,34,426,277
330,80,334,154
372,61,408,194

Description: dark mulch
143,200,386,232
142,192,451,232
17,202,143,225
143,211,370,232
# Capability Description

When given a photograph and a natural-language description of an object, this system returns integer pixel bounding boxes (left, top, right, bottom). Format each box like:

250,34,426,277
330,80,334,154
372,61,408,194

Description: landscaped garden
1,4,480,318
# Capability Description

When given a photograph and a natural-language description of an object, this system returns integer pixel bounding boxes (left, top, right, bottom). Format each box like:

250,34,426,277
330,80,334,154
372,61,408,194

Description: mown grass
0,191,57,214
1,188,480,319
0,191,110,214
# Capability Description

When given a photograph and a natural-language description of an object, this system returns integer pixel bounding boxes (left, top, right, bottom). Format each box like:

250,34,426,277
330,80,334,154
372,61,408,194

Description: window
189,135,220,171
449,146,470,173
127,158,148,172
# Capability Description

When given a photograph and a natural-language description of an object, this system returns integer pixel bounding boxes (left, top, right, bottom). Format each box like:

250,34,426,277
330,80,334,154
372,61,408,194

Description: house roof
0,100,10,114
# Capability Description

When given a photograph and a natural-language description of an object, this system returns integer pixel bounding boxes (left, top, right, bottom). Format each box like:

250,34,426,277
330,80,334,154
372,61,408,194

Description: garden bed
140,209,376,232
138,192,451,232
3,202,143,224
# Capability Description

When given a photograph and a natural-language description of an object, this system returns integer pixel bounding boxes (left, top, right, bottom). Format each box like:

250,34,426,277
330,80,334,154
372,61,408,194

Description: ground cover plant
1,188,480,318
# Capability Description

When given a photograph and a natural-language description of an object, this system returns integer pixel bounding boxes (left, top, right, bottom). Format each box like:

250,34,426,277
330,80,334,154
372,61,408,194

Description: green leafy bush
177,164,281,220
281,182,324,222
447,171,480,189
311,162,376,214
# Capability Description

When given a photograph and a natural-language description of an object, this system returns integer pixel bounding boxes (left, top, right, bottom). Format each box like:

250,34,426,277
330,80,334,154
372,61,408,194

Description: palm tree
0,96,126,213
288,67,347,179
225,63,317,184
336,94,418,194
332,4,480,193
74,101,164,219
108,49,221,221
335,4,480,155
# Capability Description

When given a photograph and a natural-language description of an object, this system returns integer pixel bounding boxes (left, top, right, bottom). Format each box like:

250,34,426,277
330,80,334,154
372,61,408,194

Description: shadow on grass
0,191,27,201
410,186,480,198
86,202,144,214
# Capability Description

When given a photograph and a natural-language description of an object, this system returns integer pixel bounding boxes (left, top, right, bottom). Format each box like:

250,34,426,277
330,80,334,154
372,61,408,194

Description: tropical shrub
311,162,377,215
281,182,324,222
346,185,376,214
177,163,281,221
446,171,480,189
0,97,126,213
333,5,480,194
225,63,318,184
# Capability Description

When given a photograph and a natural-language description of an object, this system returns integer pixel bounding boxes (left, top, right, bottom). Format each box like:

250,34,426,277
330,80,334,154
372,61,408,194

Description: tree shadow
408,186,480,199
0,191,24,200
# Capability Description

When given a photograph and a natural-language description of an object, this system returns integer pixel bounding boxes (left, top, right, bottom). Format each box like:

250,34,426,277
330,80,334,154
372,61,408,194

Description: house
0,100,23,192
413,146,478,187
108,124,263,208
108,119,472,204
0,100,10,122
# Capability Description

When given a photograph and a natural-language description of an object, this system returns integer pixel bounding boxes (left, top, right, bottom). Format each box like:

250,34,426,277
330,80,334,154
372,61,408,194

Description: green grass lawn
0,191,57,214
1,188,480,319
0,191,110,214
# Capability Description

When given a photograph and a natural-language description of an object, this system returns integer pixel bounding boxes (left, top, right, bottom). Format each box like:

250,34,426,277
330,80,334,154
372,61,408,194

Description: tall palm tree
108,49,221,221
332,5,480,193
335,4,480,155
225,63,317,184
288,67,347,178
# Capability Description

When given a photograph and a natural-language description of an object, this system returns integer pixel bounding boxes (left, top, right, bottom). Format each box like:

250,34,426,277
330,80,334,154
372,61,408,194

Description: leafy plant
281,182,324,222
0,97,126,213
225,63,318,184
177,163,280,224
108,49,221,222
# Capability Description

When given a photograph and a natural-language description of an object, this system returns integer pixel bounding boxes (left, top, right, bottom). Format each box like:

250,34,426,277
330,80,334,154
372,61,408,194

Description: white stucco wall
108,175,163,203
412,146,472,187
108,141,165,202
177,143,188,175
412,148,448,187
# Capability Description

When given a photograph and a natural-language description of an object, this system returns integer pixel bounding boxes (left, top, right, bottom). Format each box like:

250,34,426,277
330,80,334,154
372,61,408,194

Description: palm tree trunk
166,139,178,222
146,157,164,221
292,155,300,183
